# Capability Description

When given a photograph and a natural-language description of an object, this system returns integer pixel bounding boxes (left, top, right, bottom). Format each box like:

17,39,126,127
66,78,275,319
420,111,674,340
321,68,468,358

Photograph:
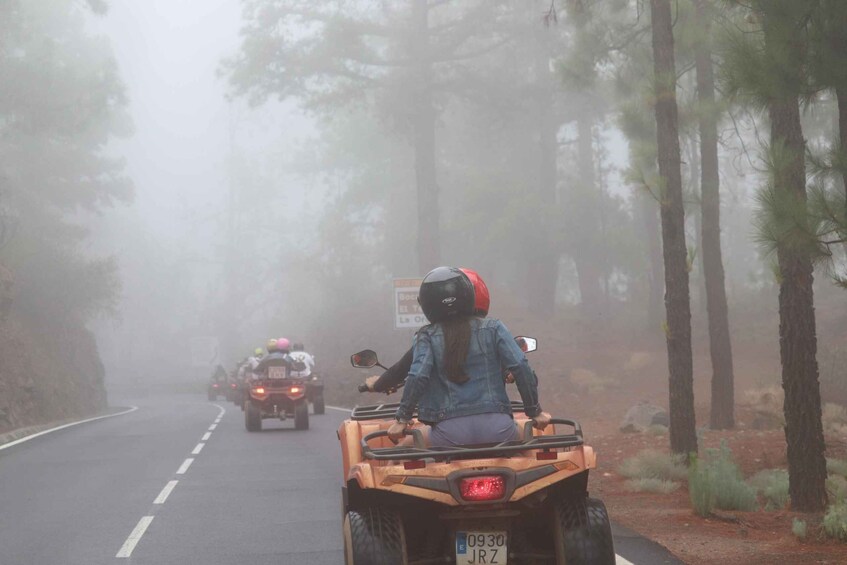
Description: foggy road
0,396,683,565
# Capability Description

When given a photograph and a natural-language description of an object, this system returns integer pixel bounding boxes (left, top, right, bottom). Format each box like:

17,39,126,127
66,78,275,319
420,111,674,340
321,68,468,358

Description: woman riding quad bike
339,267,615,564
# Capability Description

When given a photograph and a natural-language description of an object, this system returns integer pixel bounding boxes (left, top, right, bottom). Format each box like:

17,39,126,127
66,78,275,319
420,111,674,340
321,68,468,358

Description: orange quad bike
338,340,616,565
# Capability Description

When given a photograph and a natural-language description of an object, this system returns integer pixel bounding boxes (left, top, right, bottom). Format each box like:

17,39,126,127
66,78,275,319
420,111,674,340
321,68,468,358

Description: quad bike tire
343,508,407,565
312,394,325,415
245,402,262,432
294,401,309,430
553,496,615,565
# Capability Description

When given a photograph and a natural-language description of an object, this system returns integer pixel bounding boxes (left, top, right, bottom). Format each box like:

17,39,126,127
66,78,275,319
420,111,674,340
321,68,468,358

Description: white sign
190,337,220,368
394,278,426,329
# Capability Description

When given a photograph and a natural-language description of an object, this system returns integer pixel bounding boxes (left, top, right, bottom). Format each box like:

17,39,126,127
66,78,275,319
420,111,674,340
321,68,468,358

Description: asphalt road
0,395,684,565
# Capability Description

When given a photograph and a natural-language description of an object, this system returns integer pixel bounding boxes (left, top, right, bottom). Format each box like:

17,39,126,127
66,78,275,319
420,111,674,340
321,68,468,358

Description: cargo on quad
244,367,310,431
339,346,615,565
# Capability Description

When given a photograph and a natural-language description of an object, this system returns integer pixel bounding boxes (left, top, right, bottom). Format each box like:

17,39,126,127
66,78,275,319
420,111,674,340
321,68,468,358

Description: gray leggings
429,413,518,448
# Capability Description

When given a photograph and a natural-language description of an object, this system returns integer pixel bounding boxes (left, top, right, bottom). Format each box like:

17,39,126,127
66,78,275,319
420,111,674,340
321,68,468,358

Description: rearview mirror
351,349,379,368
515,336,537,353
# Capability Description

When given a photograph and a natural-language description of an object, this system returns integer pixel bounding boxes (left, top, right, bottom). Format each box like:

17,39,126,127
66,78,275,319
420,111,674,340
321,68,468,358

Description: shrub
823,499,847,541
625,478,680,494
822,403,847,435
647,424,668,436
748,469,789,510
792,518,807,540
827,475,847,504
617,449,687,481
828,457,847,478
688,442,759,516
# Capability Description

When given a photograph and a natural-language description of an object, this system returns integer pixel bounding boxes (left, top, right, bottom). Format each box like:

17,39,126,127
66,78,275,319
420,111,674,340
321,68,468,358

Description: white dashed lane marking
208,424,217,431
191,443,204,455
153,480,179,504
176,458,194,475
201,432,211,441
115,516,154,558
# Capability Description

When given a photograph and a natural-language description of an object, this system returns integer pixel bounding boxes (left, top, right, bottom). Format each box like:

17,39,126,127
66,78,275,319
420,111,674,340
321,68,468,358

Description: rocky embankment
0,265,107,434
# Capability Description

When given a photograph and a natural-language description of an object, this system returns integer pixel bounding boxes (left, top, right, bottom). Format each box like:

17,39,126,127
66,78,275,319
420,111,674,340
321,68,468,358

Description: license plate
268,366,287,379
455,531,507,565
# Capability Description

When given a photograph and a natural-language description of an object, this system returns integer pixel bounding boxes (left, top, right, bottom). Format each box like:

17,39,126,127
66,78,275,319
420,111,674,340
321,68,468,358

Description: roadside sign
190,336,220,368
394,278,425,329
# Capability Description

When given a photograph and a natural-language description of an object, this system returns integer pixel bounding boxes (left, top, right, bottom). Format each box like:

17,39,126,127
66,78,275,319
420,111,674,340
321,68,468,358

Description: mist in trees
2,0,847,517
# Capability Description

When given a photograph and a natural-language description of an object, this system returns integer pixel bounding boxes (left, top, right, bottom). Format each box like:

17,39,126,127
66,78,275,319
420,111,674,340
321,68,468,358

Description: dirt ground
528,333,847,565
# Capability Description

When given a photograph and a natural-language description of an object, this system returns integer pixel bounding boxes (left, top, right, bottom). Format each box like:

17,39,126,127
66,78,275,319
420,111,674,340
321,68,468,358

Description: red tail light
536,451,558,460
212,384,219,388
459,476,506,501
230,383,237,388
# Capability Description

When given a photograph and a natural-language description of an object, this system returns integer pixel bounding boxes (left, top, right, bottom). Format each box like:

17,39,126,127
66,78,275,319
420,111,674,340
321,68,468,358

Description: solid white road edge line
322,403,638,565
191,443,204,455
201,432,211,441
115,515,154,558
153,480,179,504
176,458,194,475
0,406,139,452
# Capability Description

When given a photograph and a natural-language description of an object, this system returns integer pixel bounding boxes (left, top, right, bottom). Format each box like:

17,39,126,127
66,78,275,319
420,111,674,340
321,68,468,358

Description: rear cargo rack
360,418,584,461
351,400,528,422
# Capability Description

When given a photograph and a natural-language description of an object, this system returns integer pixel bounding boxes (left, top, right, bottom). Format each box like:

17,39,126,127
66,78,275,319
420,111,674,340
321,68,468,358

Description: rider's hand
387,421,407,442
532,412,552,431
503,371,515,384
364,375,380,392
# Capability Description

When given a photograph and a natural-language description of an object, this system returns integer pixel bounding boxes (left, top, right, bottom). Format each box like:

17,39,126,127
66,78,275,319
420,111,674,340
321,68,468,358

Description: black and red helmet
418,267,475,323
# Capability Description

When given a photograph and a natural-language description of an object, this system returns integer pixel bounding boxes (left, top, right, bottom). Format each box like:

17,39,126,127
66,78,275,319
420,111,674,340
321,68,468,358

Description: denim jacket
395,317,542,423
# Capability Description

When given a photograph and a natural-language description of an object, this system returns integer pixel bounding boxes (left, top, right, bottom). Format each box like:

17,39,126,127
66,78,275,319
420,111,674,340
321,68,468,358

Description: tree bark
639,191,665,332
693,0,735,430
764,10,828,513
412,0,440,274
650,0,698,456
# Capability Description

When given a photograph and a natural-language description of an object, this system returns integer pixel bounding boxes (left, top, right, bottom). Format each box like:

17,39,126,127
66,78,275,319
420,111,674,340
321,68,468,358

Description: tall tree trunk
639,190,664,332
693,0,735,430
526,41,560,319
763,9,827,514
650,0,698,455
573,111,606,326
412,0,440,274
837,88,847,232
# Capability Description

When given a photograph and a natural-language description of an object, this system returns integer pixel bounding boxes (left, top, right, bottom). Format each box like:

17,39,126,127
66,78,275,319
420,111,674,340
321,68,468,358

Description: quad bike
207,380,224,401
244,367,310,431
339,340,615,565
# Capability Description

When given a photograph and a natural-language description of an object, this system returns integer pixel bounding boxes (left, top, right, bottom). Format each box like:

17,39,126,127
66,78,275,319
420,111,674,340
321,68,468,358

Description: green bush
688,442,758,516
618,449,687,481
827,475,847,504
792,518,807,540
624,478,680,494
828,457,847,478
748,469,789,510
823,499,847,541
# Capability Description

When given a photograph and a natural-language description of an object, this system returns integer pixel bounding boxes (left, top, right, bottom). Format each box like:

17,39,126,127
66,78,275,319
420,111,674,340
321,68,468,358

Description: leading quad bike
244,366,310,431
338,338,615,565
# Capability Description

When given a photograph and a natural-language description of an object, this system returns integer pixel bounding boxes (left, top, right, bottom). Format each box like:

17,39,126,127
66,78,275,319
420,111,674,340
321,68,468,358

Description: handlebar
522,418,583,441
362,427,427,449
358,381,405,394
357,383,369,393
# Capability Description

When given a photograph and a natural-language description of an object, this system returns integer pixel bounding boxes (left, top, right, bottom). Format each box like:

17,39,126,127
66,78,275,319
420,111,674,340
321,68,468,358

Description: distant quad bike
207,379,224,401
306,375,325,415
244,367,309,432
339,344,615,565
